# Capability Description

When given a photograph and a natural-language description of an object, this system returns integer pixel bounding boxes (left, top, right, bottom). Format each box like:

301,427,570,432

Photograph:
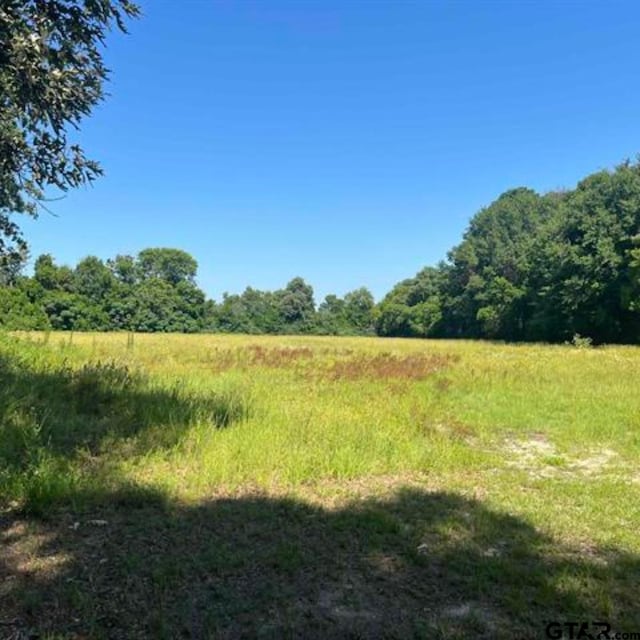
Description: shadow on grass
1,486,639,639
1,338,638,638
0,339,250,513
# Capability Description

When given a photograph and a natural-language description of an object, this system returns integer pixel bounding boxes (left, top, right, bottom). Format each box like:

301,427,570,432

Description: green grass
1,331,639,638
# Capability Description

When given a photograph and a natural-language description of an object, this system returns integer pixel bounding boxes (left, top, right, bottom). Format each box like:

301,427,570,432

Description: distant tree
377,160,640,344
14,274,45,305
0,244,27,286
105,282,138,330
33,254,73,291
42,291,108,330
129,278,203,333
211,288,282,334
0,247,210,333
527,162,640,343
0,1,138,260
375,303,422,337
442,188,550,339
108,254,139,285
175,280,206,330
317,294,347,334
211,293,249,333
0,287,49,329
627,235,640,315
137,248,198,286
277,277,316,331
5,157,640,344
343,287,375,334
238,287,281,333
129,279,179,332
74,256,115,302
376,267,445,337
201,299,220,332
319,294,345,317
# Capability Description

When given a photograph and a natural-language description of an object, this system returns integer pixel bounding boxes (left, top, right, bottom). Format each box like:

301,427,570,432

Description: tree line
0,248,376,335
2,160,640,343
377,160,640,344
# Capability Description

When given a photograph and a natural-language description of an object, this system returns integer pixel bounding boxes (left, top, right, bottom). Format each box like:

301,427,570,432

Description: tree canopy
0,0,138,262
377,160,640,344
0,248,376,336
2,161,640,343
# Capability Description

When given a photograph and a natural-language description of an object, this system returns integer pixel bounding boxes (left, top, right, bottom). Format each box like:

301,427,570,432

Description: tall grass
2,331,639,550
0,334,252,513
2,331,640,638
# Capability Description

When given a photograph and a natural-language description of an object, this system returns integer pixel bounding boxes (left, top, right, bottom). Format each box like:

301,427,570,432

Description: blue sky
21,0,640,302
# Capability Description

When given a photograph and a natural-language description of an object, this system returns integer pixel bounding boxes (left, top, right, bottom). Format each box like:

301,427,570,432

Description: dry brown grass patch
247,345,314,367
327,352,458,381
207,345,315,372
208,347,240,373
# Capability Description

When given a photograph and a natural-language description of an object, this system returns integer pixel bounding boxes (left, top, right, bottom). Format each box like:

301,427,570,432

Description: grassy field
1,331,639,639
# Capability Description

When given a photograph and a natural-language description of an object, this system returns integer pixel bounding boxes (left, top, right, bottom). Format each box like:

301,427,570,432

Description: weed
0,337,252,513
569,333,594,348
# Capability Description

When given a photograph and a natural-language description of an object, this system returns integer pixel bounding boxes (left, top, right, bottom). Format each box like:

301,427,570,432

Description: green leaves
0,0,138,256
138,248,198,286
382,160,640,344
375,267,445,337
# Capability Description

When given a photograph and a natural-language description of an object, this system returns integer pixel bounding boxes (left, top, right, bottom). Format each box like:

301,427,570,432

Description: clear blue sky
21,0,640,302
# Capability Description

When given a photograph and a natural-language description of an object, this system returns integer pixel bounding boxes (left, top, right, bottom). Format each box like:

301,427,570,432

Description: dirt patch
570,449,618,476
503,436,619,480
504,436,556,463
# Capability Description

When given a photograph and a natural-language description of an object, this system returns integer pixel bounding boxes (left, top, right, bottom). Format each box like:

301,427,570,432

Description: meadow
1,331,639,639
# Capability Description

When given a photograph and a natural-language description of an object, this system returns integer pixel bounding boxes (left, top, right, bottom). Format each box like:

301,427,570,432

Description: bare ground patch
503,435,619,479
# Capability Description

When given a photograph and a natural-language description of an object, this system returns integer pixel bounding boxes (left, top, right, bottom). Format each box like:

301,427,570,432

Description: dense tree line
1,6,639,343
0,249,203,332
0,248,376,335
377,160,640,344
1,161,640,342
